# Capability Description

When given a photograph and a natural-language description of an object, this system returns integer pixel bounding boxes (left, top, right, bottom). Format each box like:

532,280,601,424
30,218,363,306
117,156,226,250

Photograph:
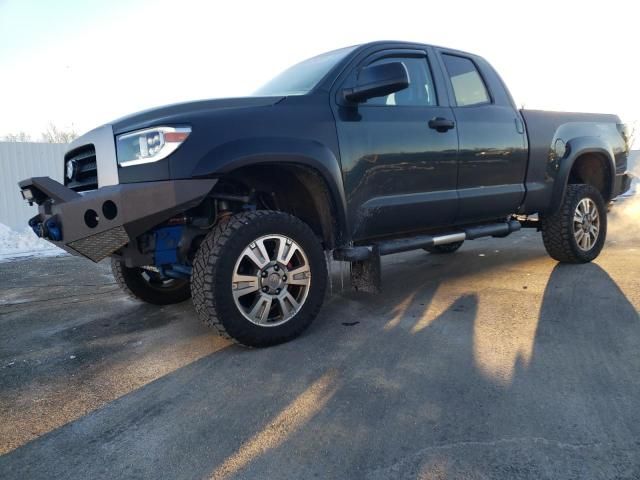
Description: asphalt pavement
0,228,639,479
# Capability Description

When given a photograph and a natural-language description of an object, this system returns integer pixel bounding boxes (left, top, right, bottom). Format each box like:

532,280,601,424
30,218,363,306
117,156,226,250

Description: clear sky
1,0,638,146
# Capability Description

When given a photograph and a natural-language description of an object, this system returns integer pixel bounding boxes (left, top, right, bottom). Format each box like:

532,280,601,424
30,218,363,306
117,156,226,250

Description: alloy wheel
231,234,312,327
573,197,600,251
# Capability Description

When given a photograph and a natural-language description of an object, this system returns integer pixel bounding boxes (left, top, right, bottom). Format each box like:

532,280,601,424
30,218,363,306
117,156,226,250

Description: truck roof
351,40,481,59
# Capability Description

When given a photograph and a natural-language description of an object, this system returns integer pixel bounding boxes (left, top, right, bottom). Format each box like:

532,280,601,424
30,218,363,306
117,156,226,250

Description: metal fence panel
0,142,67,230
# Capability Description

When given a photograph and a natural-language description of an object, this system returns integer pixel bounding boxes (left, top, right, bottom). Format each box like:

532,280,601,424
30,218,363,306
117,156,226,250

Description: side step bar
335,221,521,292
334,220,521,262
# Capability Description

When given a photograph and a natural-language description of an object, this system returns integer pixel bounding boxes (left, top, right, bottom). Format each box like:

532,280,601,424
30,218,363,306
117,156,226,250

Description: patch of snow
0,223,66,262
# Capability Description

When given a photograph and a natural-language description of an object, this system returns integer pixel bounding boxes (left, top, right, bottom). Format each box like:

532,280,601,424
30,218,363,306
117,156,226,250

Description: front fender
549,136,616,213
192,136,349,242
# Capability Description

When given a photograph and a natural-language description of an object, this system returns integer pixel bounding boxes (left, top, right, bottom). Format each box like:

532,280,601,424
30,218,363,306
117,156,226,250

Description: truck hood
110,96,284,134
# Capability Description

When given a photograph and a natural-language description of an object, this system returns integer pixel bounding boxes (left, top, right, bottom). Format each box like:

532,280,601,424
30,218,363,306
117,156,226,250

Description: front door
334,49,459,241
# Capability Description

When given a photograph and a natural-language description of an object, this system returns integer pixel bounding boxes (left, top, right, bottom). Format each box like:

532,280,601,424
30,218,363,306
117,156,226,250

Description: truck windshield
254,46,356,96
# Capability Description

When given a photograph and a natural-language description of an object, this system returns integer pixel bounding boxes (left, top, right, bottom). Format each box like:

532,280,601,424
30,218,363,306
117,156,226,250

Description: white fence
0,142,67,230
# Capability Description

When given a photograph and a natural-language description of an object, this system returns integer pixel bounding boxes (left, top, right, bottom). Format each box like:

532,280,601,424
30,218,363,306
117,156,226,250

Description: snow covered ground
0,223,66,263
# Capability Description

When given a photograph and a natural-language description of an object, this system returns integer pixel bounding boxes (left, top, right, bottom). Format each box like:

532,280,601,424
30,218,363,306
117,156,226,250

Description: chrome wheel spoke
249,294,273,324
245,239,271,269
276,238,298,265
232,273,259,299
579,199,589,215
287,265,311,286
278,291,300,318
573,211,584,223
276,238,289,264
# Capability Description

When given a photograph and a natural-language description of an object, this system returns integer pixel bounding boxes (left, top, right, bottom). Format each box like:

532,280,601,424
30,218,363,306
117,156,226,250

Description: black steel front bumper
18,177,217,262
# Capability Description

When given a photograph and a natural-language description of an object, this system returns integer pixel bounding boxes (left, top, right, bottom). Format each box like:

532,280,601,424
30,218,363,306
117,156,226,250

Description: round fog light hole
84,209,99,228
102,200,118,220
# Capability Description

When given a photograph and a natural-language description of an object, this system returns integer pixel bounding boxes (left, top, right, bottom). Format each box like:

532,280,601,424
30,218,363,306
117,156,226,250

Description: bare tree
2,132,32,142
41,122,78,143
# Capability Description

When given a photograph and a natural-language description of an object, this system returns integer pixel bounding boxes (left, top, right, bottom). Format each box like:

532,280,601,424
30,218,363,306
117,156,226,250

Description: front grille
64,145,98,192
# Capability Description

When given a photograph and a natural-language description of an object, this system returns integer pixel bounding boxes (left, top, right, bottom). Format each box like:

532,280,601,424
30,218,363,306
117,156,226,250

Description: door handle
428,117,455,132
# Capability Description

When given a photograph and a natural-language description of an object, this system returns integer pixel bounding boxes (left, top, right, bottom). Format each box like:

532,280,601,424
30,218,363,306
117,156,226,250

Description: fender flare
192,136,350,243
549,136,616,213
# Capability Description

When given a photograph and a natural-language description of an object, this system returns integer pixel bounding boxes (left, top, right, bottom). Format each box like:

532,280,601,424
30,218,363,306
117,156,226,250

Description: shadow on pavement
1,249,639,479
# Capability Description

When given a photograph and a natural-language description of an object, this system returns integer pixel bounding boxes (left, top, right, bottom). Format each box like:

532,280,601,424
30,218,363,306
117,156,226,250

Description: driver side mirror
342,62,409,103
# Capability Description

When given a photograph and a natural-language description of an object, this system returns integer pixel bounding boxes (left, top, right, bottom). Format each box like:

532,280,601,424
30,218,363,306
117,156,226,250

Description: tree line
2,123,78,144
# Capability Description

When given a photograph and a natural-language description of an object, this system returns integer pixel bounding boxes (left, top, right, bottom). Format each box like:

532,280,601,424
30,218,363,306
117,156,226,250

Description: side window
364,57,437,107
442,54,490,107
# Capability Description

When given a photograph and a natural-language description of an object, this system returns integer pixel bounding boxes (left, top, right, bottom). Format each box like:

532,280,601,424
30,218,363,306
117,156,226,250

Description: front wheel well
212,163,339,249
567,153,612,200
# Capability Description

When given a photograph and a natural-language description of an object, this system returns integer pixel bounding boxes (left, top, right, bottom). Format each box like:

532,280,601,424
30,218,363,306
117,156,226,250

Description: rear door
437,51,528,223
333,48,459,241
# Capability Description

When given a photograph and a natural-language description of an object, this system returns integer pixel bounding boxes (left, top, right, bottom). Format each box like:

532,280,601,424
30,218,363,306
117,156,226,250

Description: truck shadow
1,252,639,479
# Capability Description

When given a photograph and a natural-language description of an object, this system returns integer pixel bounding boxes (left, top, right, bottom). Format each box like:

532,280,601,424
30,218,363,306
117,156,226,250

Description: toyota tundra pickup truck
19,41,633,347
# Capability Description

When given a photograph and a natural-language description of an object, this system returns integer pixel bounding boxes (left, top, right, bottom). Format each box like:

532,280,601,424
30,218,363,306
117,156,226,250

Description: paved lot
0,226,639,479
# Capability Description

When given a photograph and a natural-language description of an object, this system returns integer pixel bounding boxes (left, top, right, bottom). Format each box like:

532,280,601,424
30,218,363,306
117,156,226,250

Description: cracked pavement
0,231,639,479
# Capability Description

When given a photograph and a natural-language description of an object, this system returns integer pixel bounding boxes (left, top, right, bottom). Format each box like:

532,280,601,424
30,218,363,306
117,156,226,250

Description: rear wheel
424,241,464,254
111,259,191,305
541,184,607,263
191,210,327,347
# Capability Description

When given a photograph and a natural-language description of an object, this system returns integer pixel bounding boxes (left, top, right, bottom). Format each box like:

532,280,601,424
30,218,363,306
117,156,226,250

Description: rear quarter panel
520,110,627,213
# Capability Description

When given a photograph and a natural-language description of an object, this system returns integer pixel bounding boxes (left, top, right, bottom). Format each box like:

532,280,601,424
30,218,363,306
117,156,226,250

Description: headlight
116,126,191,167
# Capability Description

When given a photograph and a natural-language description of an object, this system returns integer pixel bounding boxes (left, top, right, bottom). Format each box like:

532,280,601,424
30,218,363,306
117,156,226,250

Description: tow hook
29,216,62,241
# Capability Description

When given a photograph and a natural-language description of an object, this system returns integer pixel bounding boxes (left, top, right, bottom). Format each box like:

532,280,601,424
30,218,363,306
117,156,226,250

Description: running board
334,220,521,263
337,220,521,294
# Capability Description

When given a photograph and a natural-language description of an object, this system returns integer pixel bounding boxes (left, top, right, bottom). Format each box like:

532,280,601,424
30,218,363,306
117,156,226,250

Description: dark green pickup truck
19,41,633,347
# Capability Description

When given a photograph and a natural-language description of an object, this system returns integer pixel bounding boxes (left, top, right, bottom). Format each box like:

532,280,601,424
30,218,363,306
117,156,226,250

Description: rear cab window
442,54,490,107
